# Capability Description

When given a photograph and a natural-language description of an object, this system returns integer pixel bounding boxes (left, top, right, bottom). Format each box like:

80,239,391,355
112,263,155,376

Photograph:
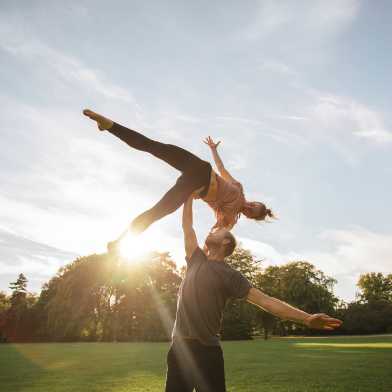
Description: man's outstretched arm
246,288,342,330
182,197,199,259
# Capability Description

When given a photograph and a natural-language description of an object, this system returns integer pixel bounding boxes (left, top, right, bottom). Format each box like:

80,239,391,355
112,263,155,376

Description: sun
119,227,173,262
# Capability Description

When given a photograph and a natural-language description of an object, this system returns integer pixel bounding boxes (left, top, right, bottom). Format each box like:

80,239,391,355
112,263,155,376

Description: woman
83,109,274,242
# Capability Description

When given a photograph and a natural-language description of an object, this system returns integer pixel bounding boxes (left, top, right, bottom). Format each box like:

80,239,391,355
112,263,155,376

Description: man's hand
203,136,221,150
107,239,121,255
304,313,343,330
107,228,130,256
191,186,205,200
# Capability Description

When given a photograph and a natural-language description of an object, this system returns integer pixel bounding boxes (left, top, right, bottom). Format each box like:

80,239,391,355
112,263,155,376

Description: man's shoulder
186,247,207,265
208,260,237,278
215,262,246,281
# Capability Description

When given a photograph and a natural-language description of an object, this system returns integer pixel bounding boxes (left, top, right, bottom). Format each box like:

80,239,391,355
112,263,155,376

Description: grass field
0,335,391,392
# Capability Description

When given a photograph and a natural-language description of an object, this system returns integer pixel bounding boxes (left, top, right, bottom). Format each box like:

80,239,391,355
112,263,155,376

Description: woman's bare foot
83,109,114,131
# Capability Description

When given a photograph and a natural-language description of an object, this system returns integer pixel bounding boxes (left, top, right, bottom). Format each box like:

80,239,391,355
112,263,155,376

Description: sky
1,0,391,301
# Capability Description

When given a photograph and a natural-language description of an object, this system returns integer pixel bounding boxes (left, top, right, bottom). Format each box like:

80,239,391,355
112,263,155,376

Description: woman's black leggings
109,122,212,233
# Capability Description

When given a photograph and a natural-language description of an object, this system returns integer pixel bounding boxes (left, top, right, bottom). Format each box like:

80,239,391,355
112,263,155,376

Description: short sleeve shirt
172,247,252,346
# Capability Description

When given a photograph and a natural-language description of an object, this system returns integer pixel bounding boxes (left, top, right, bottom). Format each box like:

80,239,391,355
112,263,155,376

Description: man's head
204,227,236,259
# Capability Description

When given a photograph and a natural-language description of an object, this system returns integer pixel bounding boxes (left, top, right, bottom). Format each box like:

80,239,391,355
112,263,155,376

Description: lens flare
118,227,180,262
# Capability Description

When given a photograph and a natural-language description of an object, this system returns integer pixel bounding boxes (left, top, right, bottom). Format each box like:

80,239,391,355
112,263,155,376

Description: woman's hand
83,109,113,131
203,136,221,150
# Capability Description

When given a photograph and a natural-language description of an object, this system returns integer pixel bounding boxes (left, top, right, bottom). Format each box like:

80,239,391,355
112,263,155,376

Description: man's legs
193,343,226,392
165,340,226,392
165,343,194,392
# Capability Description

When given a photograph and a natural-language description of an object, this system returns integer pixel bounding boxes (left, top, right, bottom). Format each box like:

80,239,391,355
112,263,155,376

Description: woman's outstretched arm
204,136,237,183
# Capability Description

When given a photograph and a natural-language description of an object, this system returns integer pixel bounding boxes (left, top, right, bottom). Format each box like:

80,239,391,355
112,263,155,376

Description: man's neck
207,250,224,262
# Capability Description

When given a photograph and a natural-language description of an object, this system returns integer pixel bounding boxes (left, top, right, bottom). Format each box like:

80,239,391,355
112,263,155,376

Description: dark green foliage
2,252,181,342
221,247,261,340
339,300,392,334
2,246,391,342
357,272,392,303
254,261,339,338
3,274,38,342
0,291,10,342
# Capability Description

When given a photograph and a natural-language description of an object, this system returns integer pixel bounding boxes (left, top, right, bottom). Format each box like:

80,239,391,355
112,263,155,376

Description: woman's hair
223,231,237,257
254,203,275,221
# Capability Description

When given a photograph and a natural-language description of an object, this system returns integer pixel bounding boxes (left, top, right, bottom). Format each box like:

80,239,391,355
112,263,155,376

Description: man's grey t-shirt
172,247,252,346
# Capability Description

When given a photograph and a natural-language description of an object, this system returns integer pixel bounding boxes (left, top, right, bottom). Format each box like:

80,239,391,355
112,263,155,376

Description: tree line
0,247,391,342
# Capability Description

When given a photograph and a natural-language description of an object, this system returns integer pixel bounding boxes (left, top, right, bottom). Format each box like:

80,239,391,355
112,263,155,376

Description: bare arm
204,136,237,183
182,197,199,259
247,288,342,330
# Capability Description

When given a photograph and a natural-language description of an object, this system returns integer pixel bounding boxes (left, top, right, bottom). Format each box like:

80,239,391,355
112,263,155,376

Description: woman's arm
204,136,237,183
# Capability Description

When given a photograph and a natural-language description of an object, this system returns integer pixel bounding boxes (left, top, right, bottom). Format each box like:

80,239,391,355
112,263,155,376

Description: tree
3,274,39,342
341,300,392,334
221,247,262,340
39,250,182,342
45,253,120,341
9,274,27,309
6,274,29,341
255,261,338,338
0,291,10,314
357,273,392,303
0,292,10,342
115,252,181,342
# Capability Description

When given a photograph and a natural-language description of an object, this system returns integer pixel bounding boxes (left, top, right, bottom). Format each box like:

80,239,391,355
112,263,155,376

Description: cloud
259,60,298,78
236,0,360,72
233,89,392,153
239,226,392,302
243,0,359,42
316,227,392,275
0,228,77,293
0,17,142,118
0,0,390,308
0,225,185,295
0,99,185,264
309,94,392,144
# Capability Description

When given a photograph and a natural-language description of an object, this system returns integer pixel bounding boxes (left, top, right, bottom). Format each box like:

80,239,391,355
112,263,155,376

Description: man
166,196,342,392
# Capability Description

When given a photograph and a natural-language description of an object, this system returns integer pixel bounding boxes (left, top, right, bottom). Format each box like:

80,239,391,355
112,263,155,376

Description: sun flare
119,227,181,262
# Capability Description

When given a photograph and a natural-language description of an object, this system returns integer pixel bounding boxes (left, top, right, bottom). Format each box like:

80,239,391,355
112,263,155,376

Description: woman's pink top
204,172,246,229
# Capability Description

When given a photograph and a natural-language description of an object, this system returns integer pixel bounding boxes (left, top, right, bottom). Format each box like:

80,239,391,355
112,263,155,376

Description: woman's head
242,201,275,221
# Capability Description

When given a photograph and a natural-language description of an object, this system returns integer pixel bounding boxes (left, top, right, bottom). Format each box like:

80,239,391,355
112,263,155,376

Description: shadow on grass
0,342,169,392
0,343,47,392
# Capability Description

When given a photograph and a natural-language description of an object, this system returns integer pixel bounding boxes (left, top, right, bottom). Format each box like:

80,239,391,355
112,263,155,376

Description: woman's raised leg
83,109,203,173
130,168,209,233
83,109,211,235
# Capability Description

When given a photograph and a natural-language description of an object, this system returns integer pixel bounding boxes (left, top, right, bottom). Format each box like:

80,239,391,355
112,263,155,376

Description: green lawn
0,335,391,392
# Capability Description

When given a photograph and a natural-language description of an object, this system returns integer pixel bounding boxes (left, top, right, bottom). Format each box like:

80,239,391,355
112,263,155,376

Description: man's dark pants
165,339,226,392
